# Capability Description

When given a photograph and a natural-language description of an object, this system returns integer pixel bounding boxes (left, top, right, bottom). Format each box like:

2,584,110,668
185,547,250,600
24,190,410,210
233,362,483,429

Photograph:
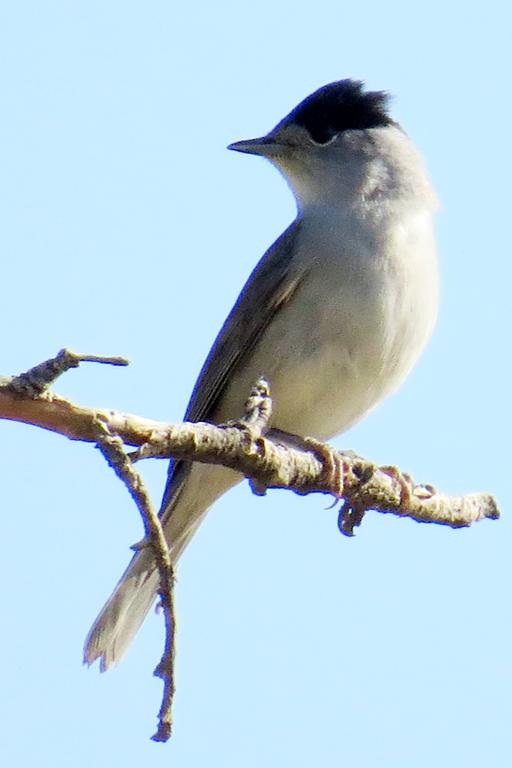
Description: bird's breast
256,209,438,438
217,208,438,441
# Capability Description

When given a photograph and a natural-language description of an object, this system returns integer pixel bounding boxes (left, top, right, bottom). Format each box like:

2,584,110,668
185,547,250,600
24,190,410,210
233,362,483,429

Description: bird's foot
379,465,437,510
302,436,348,499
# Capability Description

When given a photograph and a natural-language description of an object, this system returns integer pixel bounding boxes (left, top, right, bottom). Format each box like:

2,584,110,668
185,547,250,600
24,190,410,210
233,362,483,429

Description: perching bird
85,79,439,670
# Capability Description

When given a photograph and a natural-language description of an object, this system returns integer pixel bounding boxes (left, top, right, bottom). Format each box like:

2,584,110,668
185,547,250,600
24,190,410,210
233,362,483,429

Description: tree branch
0,350,501,741
94,420,176,742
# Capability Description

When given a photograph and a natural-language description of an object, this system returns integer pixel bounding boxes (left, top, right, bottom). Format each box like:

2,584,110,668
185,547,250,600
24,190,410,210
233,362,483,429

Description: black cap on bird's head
228,80,395,157
282,79,394,144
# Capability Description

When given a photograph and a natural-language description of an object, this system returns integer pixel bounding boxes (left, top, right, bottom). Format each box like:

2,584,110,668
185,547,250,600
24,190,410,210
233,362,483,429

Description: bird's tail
83,546,160,671
83,514,199,671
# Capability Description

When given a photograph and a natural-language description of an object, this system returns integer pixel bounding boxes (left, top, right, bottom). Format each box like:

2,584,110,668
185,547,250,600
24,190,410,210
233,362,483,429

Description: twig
8,348,129,397
94,419,176,742
234,376,272,433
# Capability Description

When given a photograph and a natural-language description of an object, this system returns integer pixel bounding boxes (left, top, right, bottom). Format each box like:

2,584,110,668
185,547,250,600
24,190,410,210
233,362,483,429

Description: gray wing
160,219,306,511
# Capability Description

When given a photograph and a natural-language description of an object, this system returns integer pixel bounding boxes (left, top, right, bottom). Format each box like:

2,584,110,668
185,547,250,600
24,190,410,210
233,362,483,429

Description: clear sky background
0,2,510,766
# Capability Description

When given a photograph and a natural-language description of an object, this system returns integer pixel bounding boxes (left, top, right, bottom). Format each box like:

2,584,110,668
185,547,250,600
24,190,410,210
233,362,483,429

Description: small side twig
94,418,176,743
8,348,129,397
234,376,272,434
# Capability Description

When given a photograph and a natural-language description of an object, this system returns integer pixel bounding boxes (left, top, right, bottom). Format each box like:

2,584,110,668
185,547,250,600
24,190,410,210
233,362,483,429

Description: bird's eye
307,125,337,145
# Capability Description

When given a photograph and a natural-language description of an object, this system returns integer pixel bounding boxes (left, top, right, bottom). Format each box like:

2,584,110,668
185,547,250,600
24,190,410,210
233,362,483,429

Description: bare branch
8,348,129,397
94,420,176,742
131,424,499,528
0,383,161,444
0,349,501,741
0,352,500,529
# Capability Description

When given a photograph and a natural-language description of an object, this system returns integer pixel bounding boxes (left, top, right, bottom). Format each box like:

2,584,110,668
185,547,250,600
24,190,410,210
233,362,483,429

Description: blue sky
0,2,510,766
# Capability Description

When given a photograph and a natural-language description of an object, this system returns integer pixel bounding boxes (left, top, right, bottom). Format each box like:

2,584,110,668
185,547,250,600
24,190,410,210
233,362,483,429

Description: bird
84,79,439,670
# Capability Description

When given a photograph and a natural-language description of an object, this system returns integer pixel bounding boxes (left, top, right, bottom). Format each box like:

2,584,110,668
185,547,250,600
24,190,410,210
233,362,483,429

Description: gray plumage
84,80,439,670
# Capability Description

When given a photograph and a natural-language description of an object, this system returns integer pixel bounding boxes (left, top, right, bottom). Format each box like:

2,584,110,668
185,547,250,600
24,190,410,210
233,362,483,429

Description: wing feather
161,219,305,511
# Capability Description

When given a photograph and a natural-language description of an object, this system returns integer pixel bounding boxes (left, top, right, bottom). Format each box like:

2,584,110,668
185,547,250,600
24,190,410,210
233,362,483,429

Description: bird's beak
227,135,282,157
